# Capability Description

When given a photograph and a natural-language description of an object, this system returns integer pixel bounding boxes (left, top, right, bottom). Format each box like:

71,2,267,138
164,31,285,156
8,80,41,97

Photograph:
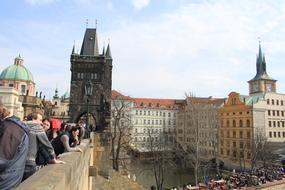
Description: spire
71,43,75,55
80,28,99,56
53,87,59,99
249,41,274,81
105,41,112,59
102,42,105,55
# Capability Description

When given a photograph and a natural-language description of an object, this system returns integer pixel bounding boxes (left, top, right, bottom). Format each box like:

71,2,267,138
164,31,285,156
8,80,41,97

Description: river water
128,159,197,189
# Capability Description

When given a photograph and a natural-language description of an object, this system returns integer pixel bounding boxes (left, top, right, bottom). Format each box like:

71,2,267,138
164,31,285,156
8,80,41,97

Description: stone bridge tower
69,28,112,131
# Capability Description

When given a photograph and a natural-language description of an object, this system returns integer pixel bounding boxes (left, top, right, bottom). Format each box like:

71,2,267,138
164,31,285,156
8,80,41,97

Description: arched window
239,120,243,127
233,120,236,127
246,120,250,127
226,120,230,127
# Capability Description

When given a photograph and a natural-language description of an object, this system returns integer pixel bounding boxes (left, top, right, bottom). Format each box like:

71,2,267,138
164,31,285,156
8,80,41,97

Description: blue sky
1,0,285,99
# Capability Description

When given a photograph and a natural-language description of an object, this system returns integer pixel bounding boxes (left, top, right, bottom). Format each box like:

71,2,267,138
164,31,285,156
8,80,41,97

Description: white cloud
106,0,285,98
131,0,150,10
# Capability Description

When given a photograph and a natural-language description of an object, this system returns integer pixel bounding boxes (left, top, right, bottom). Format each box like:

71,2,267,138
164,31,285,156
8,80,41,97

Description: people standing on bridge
0,104,29,190
51,125,82,156
23,112,64,181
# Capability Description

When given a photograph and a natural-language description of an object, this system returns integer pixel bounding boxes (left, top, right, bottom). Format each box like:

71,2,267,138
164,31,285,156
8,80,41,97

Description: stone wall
16,139,91,190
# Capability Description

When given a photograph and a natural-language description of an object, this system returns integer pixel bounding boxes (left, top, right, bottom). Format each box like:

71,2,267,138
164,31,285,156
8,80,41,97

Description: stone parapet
16,139,91,190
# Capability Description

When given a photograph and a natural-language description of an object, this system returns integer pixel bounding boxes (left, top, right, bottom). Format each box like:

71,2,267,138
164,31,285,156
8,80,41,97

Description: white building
111,90,181,152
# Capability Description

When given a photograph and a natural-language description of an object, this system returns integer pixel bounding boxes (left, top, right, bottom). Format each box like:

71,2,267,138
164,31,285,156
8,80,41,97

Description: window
274,132,276,137
269,121,272,127
239,120,243,127
272,99,274,105
21,85,26,94
220,149,224,155
233,141,236,147
233,120,236,127
233,131,236,138
278,121,280,127
282,111,284,117
168,112,171,117
268,110,271,116
277,111,280,116
269,131,272,138
281,100,284,106
273,110,275,116
277,100,279,105
278,132,281,138
267,99,270,104
9,84,13,87
247,132,250,139
136,110,138,115
144,111,146,115
240,131,243,138
273,121,276,127
240,142,243,148
283,132,285,137
148,111,150,115
233,151,237,157
226,120,230,127
247,120,250,127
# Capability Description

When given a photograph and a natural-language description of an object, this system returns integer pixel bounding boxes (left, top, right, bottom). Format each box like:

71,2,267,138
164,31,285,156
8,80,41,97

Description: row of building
108,43,285,170
0,27,283,169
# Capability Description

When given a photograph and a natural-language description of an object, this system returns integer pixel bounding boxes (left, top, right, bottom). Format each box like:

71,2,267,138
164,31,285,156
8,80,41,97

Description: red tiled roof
111,90,132,100
133,98,179,108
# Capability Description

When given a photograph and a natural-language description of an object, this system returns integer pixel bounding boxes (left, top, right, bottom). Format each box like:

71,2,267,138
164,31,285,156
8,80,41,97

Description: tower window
21,85,26,94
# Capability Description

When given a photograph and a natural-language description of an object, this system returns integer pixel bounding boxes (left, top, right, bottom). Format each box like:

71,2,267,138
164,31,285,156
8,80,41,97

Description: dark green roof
0,57,34,82
249,43,276,82
239,93,265,105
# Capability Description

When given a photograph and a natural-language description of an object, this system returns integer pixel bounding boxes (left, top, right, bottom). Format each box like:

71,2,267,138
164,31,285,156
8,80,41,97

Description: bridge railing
16,139,91,190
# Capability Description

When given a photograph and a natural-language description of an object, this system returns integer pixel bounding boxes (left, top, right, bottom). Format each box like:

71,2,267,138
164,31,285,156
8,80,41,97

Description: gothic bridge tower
69,28,112,131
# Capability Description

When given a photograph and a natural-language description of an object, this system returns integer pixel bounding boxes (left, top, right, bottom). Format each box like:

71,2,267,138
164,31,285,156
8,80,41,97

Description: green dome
0,56,34,82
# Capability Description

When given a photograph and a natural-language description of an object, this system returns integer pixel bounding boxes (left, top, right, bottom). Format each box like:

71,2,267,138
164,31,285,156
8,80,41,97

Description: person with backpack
0,105,29,190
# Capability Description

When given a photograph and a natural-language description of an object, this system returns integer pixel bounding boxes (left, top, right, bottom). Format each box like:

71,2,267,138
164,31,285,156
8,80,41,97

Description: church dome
0,55,34,82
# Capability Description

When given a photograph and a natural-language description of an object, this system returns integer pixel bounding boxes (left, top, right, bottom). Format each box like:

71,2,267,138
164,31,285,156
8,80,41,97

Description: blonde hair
0,104,10,120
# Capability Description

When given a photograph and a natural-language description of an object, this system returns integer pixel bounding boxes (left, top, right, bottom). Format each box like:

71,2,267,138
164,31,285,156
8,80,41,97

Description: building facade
177,97,224,162
218,92,253,169
51,88,70,122
111,90,180,152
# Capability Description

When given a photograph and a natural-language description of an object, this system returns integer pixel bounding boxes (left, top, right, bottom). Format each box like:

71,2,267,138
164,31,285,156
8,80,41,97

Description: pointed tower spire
71,43,75,55
53,86,59,99
102,42,105,55
248,41,277,94
105,40,112,59
80,28,99,56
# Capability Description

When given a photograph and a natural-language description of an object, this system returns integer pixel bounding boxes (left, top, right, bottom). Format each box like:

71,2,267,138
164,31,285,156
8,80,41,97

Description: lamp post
84,80,93,136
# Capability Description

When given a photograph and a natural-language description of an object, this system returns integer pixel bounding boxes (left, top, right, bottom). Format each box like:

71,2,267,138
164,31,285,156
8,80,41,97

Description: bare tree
251,128,267,170
111,96,132,171
176,92,221,185
146,129,174,190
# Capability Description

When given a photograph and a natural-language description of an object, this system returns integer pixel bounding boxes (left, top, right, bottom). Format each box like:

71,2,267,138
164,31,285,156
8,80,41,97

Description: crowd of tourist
167,166,285,190
0,104,88,190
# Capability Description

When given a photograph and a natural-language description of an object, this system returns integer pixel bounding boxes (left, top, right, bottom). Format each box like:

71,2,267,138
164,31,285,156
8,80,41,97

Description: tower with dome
0,55,45,118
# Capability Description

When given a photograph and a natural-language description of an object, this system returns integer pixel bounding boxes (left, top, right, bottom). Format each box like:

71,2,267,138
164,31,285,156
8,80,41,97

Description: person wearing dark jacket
23,112,64,181
52,126,82,156
0,105,29,190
